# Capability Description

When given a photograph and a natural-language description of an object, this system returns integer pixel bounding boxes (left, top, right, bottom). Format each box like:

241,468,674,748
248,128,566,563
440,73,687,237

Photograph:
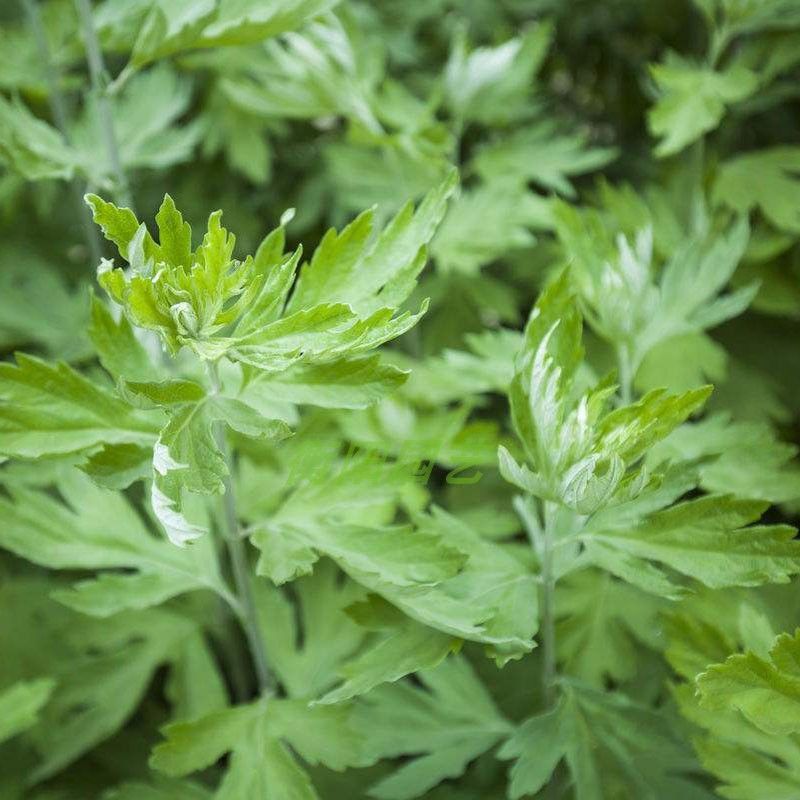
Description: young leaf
444,24,552,124
555,205,753,374
128,0,341,72
287,170,457,314
504,271,711,513
89,179,452,367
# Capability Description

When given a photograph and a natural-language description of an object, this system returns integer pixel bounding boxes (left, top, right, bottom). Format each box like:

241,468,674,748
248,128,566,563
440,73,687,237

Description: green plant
4,1,800,799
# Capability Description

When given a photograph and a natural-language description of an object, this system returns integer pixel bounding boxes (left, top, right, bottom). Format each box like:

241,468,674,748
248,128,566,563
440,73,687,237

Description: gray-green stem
22,0,102,264
539,500,557,708
207,361,273,695
518,496,558,708
616,343,634,407
74,0,134,211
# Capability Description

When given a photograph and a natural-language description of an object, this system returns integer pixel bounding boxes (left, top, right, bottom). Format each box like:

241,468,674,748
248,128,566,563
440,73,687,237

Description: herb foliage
2,1,800,798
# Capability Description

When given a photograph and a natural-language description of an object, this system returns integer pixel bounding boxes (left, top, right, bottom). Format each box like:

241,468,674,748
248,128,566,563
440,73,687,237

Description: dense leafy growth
2,1,800,798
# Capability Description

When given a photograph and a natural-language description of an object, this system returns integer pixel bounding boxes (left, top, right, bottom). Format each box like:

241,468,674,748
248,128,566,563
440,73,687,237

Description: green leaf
324,137,452,218
358,656,512,800
697,629,800,735
317,596,459,705
86,193,154,259
505,271,710,514
555,205,753,371
694,736,800,800
635,332,728,395
90,186,442,368
648,54,758,157
713,147,800,232
696,0,800,36
0,468,232,616
73,65,202,183
89,292,160,383
123,370,292,545
253,518,465,589
430,183,546,273
444,24,552,124
412,508,539,664
587,495,800,590
650,413,800,505
556,569,663,686
670,606,800,800
288,170,457,314
254,562,369,700
127,0,342,72
244,355,408,410
80,442,153,490
471,122,616,197
0,249,90,360
338,398,503,469
30,607,217,781
0,95,77,180
250,456,460,585
210,395,293,439
0,678,55,745
0,353,159,458
395,328,521,406
499,684,701,800
103,777,212,800
219,16,381,131
151,695,369,798
150,398,227,546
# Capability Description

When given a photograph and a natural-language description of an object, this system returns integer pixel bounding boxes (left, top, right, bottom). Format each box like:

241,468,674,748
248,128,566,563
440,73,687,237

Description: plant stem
616,343,633,406
213,601,253,704
21,0,102,265
516,496,558,709
206,361,273,695
73,0,134,211
539,500,557,709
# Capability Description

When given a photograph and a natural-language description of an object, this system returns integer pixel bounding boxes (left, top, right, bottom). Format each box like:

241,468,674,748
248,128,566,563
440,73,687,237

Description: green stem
616,344,633,406
206,361,273,695
21,0,102,265
74,0,134,211
517,496,558,709
213,600,253,704
539,500,557,709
